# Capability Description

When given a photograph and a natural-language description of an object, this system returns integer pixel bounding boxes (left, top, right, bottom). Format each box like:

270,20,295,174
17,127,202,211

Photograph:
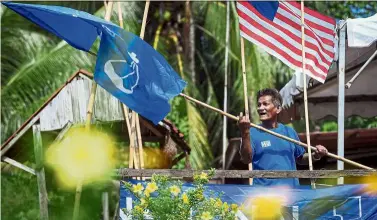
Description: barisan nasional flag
237,1,336,83
95,25,187,124
3,1,187,125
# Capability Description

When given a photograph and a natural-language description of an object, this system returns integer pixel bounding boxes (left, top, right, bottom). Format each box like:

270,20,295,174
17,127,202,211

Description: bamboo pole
240,33,253,185
222,1,230,183
179,93,375,171
131,0,150,173
300,1,315,188
116,1,135,172
33,124,49,220
73,2,114,220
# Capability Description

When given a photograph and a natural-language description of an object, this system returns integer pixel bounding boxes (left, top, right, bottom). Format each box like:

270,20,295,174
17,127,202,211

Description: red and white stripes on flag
237,1,336,83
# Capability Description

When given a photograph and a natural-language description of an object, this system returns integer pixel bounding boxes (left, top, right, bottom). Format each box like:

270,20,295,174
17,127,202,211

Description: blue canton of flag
94,25,187,124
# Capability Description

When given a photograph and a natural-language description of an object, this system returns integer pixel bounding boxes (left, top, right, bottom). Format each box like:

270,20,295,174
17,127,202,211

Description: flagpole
222,1,230,183
116,2,139,177
240,29,253,186
73,2,114,220
179,93,374,170
300,1,316,189
132,0,151,173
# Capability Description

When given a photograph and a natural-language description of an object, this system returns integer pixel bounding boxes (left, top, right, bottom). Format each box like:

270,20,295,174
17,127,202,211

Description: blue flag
3,2,187,124
94,25,187,124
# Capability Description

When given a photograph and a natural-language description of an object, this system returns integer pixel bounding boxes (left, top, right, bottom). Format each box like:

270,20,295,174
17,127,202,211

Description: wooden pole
102,192,109,220
33,124,49,220
116,1,136,172
73,2,114,220
240,37,253,185
126,0,150,175
300,1,315,189
222,0,230,179
179,93,375,170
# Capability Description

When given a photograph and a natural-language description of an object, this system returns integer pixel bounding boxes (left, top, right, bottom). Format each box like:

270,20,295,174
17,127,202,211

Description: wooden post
300,1,315,188
240,36,253,185
73,2,115,220
102,192,109,220
222,1,230,184
33,124,49,220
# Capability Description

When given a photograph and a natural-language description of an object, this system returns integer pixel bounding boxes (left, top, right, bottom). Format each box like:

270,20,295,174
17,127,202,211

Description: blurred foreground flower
361,175,377,195
170,185,181,196
201,211,213,220
46,127,116,189
132,183,144,194
242,196,283,219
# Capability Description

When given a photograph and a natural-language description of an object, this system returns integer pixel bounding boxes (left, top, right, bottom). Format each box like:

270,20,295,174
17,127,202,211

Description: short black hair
257,88,282,108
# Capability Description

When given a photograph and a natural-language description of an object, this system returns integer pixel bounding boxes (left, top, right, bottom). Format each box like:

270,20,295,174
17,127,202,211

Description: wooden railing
116,169,376,179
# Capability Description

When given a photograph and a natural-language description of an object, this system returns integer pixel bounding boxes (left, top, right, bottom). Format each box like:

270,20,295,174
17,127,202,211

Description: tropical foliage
1,1,291,169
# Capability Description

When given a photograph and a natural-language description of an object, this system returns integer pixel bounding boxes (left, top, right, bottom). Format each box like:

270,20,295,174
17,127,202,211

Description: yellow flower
182,193,189,204
134,205,143,213
140,198,146,205
146,182,158,193
231,204,238,212
170,185,181,196
195,191,204,200
132,183,144,194
215,198,222,208
201,211,213,220
199,172,208,180
144,190,150,197
222,202,229,211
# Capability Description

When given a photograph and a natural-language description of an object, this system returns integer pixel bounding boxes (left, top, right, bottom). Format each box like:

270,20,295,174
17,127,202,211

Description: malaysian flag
237,1,336,83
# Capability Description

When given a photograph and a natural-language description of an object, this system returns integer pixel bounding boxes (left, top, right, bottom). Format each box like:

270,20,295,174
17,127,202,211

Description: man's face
257,95,280,121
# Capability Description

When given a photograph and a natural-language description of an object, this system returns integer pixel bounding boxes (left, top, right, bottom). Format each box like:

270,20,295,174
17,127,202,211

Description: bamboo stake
222,1,230,184
116,1,135,172
135,115,145,170
301,1,315,189
130,0,150,174
73,2,114,220
117,1,123,28
240,38,250,118
240,34,253,185
179,93,375,171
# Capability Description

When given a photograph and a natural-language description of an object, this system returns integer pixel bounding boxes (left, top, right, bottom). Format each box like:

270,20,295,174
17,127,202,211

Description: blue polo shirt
249,123,305,187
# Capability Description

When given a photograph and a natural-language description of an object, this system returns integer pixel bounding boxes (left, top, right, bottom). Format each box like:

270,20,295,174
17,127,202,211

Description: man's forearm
240,133,252,164
297,152,321,165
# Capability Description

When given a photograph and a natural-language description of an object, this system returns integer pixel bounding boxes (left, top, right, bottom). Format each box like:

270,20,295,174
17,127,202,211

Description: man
238,88,328,187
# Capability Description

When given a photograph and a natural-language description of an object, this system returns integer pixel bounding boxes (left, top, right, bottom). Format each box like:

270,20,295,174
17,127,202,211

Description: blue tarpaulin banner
119,181,377,219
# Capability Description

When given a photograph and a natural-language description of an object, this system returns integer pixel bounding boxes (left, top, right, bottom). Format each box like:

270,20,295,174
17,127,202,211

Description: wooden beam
141,136,164,143
1,115,40,157
116,169,376,179
53,121,73,142
171,152,186,167
2,156,36,175
33,124,49,220
139,117,164,137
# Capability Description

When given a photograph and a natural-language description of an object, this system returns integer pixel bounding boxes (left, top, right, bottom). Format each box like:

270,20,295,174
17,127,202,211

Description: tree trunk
184,1,196,83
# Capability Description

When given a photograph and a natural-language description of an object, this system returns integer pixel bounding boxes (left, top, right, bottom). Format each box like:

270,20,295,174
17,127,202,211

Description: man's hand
313,145,328,159
238,113,251,136
238,113,252,164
